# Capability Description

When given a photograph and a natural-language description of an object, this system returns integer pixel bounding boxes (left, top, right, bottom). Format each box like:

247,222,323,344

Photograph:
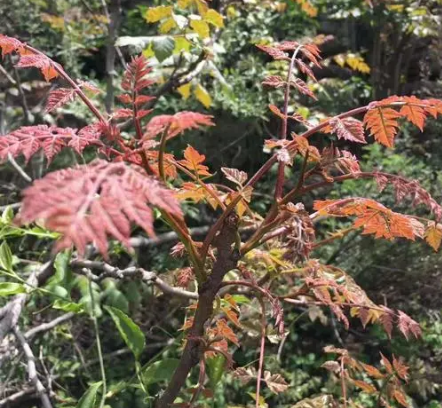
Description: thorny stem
275,45,304,200
255,297,267,408
155,213,239,407
189,358,206,407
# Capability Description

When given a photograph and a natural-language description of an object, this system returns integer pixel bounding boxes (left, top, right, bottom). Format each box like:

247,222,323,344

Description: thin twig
72,260,198,300
7,153,32,183
13,327,53,408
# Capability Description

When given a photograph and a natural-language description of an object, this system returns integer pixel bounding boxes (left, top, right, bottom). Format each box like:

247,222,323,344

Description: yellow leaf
196,0,209,16
178,0,193,9
177,83,192,99
205,9,224,28
145,6,173,23
346,54,371,74
41,13,65,31
190,19,210,38
174,37,191,53
334,54,346,67
178,0,208,15
194,84,212,108
159,17,177,34
425,223,442,251
142,44,155,58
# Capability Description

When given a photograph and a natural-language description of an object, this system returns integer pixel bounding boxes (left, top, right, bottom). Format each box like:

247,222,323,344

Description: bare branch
24,313,75,340
71,260,198,300
13,327,53,408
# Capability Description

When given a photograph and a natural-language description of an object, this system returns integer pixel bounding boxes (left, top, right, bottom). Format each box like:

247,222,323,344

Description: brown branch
155,213,240,407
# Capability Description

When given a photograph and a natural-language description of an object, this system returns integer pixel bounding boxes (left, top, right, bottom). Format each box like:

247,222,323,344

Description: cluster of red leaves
115,55,156,121
0,35,60,81
233,367,288,394
320,146,361,176
322,347,411,407
314,198,424,241
0,124,102,163
277,203,316,262
301,260,421,339
258,40,321,99
374,173,442,220
16,160,183,256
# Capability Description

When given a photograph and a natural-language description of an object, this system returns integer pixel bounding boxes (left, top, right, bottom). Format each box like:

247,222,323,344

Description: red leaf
400,96,427,131
256,44,289,60
392,389,409,408
144,111,214,140
397,310,422,340
16,54,59,81
117,94,132,104
0,35,25,56
136,109,153,119
380,353,394,376
113,108,134,119
135,95,156,105
329,117,366,143
295,59,317,81
364,106,401,148
379,307,394,339
179,145,211,177
290,77,317,100
45,88,76,112
15,160,182,257
392,355,409,381
121,55,155,92
361,363,385,379
262,75,285,88
215,319,239,346
0,125,101,163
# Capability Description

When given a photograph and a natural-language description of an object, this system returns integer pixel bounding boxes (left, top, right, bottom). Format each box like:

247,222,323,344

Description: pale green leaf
77,382,102,408
142,358,179,385
105,306,145,359
0,282,26,296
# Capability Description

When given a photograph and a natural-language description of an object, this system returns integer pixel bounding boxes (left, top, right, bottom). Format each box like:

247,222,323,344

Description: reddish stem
24,45,107,123
255,297,267,408
275,45,303,199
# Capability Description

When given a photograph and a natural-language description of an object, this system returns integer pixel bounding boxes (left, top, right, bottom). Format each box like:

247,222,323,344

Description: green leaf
52,251,70,285
0,241,13,271
104,306,145,360
142,358,179,385
1,205,14,224
152,36,175,62
53,299,84,313
207,354,226,389
77,382,102,408
0,282,26,296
